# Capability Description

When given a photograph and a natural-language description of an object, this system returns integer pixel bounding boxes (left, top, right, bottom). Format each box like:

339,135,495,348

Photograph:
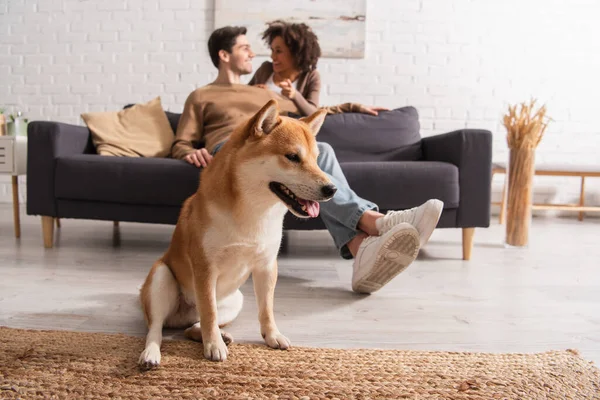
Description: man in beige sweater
172,26,443,294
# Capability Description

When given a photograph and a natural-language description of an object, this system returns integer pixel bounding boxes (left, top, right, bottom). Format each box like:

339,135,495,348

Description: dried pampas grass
503,99,550,150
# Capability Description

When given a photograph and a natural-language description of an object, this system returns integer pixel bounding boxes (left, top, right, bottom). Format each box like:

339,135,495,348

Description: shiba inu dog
138,100,336,367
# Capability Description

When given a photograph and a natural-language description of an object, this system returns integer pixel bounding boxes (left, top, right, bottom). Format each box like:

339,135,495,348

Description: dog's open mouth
269,182,320,218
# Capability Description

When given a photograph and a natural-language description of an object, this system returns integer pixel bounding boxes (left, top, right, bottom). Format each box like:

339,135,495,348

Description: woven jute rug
1,327,598,399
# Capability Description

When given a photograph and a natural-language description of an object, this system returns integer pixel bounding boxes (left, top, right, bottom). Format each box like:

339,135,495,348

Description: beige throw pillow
81,97,174,157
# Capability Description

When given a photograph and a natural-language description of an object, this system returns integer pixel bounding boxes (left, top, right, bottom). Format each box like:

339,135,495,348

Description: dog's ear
300,109,328,137
251,99,280,138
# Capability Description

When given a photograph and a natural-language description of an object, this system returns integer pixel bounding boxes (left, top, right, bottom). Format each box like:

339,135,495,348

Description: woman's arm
292,70,321,116
249,61,272,86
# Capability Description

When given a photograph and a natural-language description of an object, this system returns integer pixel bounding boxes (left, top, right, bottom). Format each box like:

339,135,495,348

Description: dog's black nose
321,184,337,197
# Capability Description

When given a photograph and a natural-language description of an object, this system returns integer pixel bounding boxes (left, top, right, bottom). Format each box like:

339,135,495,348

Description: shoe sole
352,228,420,294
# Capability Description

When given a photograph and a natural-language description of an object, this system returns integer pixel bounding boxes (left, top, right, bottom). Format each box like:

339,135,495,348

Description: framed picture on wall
214,0,367,59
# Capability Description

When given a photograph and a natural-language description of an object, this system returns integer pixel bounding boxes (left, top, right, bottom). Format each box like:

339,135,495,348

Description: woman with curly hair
249,20,322,116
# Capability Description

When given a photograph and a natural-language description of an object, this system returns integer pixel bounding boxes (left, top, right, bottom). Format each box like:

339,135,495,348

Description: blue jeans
212,141,378,259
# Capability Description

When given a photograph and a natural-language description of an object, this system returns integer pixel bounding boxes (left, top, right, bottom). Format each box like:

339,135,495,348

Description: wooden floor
1,205,599,366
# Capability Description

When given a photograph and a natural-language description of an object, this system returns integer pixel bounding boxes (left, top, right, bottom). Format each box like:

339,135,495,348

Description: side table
0,135,27,238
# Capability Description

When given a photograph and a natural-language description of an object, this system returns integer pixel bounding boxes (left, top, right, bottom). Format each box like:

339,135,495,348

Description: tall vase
505,147,535,247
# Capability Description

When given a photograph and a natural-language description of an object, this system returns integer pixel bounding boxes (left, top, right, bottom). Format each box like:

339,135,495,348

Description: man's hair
207,26,247,68
261,20,321,72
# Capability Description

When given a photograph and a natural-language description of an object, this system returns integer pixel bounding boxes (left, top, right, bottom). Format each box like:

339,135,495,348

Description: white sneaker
376,199,444,247
352,222,420,294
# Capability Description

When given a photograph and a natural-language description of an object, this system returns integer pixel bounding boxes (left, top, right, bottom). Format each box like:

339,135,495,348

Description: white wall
1,0,599,215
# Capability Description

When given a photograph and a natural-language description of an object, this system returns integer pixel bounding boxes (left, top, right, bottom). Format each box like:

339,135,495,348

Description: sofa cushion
339,161,459,209
317,106,423,163
55,155,199,207
123,103,181,138
55,157,458,210
82,97,175,158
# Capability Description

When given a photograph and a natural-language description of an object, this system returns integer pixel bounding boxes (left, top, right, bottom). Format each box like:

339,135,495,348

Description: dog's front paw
221,330,234,345
263,331,291,350
138,344,161,370
184,324,234,346
204,337,228,362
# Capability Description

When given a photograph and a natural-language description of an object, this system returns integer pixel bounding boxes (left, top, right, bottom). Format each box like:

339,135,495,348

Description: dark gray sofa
26,106,492,259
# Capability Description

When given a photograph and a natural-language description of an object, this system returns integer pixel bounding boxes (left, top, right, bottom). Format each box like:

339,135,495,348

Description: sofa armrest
421,129,493,227
26,121,95,217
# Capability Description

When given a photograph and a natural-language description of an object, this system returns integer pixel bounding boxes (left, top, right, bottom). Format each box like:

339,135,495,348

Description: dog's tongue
298,199,320,218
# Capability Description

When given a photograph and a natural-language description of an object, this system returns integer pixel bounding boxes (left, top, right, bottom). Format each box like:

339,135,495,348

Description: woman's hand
278,79,296,99
358,105,389,116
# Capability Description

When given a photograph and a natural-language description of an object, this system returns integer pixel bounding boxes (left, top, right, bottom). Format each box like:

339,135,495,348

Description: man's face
225,35,255,75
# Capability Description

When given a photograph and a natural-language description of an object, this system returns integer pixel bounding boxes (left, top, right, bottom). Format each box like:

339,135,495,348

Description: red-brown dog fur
138,100,334,367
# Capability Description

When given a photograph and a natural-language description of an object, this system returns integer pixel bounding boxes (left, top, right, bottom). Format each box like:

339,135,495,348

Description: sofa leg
462,228,475,260
12,176,21,238
42,216,54,249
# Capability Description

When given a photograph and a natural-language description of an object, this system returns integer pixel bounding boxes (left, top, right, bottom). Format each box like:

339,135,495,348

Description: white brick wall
1,0,600,215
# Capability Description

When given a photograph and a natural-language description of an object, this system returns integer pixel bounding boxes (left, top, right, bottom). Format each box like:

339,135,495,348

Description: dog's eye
285,153,301,163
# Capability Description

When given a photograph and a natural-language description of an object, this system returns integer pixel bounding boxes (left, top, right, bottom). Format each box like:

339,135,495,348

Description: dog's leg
194,271,228,362
184,323,234,345
138,262,179,369
253,260,290,350
183,289,243,345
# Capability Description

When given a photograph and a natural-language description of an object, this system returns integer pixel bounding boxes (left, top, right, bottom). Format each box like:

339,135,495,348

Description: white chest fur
202,202,287,299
